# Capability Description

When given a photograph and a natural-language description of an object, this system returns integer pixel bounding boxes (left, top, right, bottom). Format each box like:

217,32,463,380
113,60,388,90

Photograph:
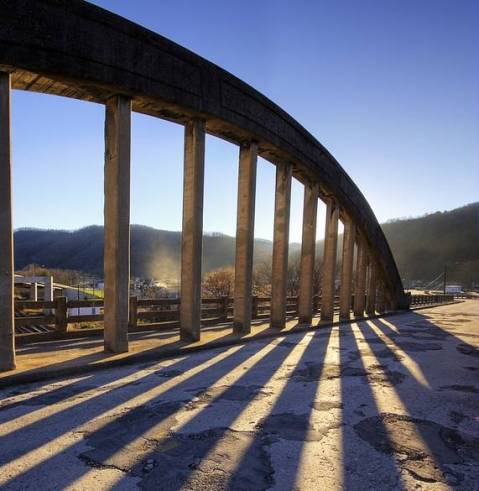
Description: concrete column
376,281,385,314
0,72,15,371
366,260,377,315
353,236,368,316
320,198,339,322
30,282,38,301
43,276,54,315
233,141,257,334
43,276,53,301
298,183,318,324
270,162,292,329
180,119,205,341
103,95,131,353
339,215,355,320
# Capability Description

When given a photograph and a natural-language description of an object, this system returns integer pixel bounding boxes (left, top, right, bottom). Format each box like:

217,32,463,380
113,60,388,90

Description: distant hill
14,225,276,282
14,202,479,287
381,202,479,287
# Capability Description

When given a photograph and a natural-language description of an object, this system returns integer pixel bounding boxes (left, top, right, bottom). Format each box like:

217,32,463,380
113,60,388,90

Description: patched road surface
0,301,478,490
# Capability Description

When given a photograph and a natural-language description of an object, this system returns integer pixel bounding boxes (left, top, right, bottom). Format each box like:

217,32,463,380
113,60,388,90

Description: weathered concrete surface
0,71,15,370
103,95,131,354
0,301,477,490
233,142,258,334
270,163,292,329
180,120,205,342
298,183,318,324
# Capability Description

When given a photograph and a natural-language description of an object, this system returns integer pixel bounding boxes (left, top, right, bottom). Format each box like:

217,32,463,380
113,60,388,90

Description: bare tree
202,267,234,298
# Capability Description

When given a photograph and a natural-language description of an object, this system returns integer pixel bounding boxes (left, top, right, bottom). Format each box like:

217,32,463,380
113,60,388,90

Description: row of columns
0,74,392,370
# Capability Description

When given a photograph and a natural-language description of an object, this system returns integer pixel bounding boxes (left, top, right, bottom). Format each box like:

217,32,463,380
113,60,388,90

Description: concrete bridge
0,0,411,371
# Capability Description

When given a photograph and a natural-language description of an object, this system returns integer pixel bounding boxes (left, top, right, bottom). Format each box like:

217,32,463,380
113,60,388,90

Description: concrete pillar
320,198,339,322
180,119,205,342
366,260,377,315
30,282,38,301
376,281,386,314
339,215,355,320
270,162,292,329
43,276,54,301
42,276,54,315
298,183,318,324
0,72,15,371
353,236,368,317
103,95,131,353
366,258,378,315
233,141,257,334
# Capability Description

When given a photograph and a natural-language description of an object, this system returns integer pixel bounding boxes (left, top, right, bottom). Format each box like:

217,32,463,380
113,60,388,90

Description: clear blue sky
11,0,478,242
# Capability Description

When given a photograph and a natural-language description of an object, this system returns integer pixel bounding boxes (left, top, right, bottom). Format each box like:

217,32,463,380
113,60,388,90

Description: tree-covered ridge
381,202,479,287
13,202,479,288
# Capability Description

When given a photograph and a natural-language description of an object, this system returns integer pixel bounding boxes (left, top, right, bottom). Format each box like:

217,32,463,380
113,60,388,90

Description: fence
409,294,454,307
14,293,457,339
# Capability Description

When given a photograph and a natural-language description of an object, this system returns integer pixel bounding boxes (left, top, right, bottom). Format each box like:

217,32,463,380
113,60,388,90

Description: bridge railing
15,292,458,339
15,294,338,337
409,294,454,307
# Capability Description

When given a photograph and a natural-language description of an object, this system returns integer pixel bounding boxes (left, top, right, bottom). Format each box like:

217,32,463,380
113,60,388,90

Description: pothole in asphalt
439,385,478,393
449,411,467,424
311,400,343,411
155,369,184,378
395,341,443,352
186,385,271,409
139,428,274,491
368,369,406,387
354,413,479,484
79,400,185,472
290,362,366,382
256,412,340,442
456,343,479,358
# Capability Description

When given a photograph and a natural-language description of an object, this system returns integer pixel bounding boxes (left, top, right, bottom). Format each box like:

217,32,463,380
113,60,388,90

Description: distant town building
445,284,462,294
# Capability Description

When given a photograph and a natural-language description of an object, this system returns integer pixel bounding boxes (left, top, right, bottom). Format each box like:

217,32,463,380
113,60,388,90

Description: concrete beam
0,72,15,371
270,162,292,329
339,215,355,320
321,198,339,322
180,119,205,342
353,236,368,317
366,260,377,315
103,95,131,353
233,142,257,334
298,183,319,324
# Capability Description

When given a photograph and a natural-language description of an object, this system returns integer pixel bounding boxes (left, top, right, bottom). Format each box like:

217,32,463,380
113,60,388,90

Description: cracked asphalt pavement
0,301,478,490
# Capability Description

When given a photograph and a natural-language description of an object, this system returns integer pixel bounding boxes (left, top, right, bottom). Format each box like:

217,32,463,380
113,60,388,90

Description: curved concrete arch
0,0,406,309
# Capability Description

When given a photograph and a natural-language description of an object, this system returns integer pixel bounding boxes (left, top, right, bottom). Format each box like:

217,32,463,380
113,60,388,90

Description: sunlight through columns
176,332,315,490
0,346,244,483
352,322,441,478
294,327,343,490
368,319,430,388
68,338,288,488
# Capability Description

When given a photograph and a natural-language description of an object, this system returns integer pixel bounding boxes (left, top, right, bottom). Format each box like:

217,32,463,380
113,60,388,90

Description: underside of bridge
0,0,409,372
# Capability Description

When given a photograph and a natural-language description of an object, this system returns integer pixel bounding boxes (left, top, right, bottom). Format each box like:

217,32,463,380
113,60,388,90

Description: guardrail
14,295,330,335
14,293,458,337
409,294,455,307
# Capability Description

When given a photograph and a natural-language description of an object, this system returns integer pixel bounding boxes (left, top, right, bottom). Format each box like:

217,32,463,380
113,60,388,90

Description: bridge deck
0,301,477,489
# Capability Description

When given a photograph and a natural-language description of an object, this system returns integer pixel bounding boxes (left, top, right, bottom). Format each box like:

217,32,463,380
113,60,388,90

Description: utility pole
443,264,447,294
